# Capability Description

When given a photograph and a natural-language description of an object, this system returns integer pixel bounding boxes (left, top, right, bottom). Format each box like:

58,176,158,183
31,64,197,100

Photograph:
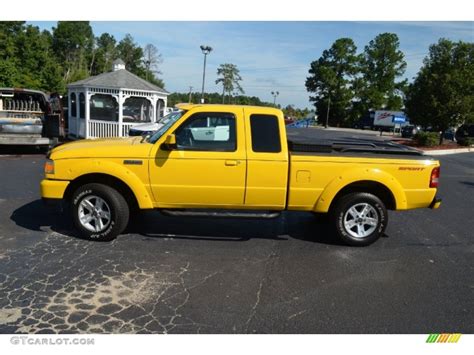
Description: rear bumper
429,196,442,209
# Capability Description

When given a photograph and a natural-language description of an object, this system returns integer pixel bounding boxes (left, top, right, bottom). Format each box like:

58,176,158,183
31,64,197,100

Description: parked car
443,128,456,141
41,104,441,246
455,124,474,145
401,125,422,138
128,110,184,136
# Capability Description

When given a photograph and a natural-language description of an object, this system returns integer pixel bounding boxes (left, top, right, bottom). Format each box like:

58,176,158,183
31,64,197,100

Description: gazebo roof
68,69,168,94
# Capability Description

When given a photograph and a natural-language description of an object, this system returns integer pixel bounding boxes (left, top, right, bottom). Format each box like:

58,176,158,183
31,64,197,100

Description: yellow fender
67,160,154,209
314,167,407,212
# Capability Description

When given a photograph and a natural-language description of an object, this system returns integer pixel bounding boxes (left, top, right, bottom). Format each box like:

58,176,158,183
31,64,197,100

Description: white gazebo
67,59,168,139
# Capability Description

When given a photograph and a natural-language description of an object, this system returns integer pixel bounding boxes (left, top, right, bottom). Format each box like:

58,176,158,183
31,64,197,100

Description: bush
457,137,474,147
413,132,439,147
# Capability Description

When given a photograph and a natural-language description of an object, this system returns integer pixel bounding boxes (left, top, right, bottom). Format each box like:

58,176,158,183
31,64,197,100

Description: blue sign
392,115,406,123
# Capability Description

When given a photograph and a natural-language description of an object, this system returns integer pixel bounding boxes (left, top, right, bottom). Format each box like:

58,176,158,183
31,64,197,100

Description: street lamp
271,91,279,105
325,95,331,128
200,45,213,104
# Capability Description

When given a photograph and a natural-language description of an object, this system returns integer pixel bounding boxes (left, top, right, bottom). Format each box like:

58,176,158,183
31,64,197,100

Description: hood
50,137,153,160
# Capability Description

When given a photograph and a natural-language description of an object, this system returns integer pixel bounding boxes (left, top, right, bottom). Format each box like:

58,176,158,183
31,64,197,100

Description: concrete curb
422,147,473,156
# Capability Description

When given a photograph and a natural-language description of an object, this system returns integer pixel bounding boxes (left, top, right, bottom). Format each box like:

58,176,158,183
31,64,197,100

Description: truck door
149,108,247,207
244,111,289,209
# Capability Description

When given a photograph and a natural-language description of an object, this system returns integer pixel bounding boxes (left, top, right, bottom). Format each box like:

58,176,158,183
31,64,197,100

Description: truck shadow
0,146,47,155
10,200,346,246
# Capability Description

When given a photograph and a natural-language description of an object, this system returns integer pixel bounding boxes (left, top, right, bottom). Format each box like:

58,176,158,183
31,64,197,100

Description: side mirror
162,134,177,150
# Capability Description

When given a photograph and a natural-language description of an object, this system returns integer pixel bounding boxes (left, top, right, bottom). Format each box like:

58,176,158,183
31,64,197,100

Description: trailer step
161,209,281,219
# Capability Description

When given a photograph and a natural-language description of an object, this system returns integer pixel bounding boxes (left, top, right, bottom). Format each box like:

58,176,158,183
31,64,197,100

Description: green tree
405,39,474,144
52,21,94,83
116,34,144,74
0,22,24,86
0,23,63,92
92,33,117,74
305,38,359,126
356,33,407,113
215,63,244,103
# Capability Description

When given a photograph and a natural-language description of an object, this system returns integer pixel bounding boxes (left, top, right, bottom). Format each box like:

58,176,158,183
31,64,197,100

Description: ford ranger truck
40,104,441,246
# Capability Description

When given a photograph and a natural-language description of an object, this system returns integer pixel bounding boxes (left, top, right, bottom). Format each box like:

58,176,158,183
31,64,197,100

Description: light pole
325,95,331,128
188,86,193,103
271,91,279,105
200,45,212,104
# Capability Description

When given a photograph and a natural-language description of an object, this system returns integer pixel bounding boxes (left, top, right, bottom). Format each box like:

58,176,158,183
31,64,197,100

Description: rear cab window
250,114,281,153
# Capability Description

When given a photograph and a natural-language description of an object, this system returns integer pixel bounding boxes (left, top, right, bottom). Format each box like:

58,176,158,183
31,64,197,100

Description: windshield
148,110,185,143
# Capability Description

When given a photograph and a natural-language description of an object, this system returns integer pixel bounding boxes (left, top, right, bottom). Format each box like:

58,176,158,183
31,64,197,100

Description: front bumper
40,179,69,200
429,196,442,209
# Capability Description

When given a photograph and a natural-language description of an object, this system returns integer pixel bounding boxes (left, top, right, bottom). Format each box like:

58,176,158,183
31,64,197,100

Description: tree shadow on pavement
11,199,345,246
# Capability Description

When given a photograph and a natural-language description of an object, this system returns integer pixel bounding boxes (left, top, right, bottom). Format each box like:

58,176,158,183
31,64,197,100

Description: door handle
225,160,240,166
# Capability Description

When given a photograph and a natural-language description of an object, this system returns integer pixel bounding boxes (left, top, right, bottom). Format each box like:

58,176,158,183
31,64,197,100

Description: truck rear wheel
71,183,129,241
331,192,388,246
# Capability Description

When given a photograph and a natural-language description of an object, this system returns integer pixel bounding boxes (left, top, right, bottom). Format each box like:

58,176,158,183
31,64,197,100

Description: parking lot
0,142,473,334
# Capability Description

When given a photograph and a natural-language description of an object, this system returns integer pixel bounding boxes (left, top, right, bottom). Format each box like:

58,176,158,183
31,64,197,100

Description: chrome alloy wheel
343,203,379,239
77,195,111,233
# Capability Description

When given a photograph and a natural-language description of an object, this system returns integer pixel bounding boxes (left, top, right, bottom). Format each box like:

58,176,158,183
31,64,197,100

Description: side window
174,112,236,151
79,93,85,119
70,93,77,117
250,114,281,153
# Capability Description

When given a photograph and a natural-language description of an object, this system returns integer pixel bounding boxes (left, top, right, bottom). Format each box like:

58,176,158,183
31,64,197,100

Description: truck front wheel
331,192,388,246
71,183,129,241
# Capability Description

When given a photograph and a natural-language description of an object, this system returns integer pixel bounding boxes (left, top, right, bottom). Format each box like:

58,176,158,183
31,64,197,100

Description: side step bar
161,209,281,219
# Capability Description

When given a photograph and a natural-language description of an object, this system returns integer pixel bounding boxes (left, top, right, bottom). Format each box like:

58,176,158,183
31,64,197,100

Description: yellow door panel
151,153,246,206
243,109,289,209
245,160,288,208
149,107,247,207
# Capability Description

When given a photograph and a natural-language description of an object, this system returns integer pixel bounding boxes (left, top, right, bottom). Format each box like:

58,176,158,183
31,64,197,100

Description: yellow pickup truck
40,104,441,246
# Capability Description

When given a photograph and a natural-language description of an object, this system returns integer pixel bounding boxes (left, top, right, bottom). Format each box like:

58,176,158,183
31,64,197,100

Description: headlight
44,159,55,175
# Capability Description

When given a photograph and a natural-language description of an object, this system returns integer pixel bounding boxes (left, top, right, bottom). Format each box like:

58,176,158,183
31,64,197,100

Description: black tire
71,183,129,241
331,192,388,246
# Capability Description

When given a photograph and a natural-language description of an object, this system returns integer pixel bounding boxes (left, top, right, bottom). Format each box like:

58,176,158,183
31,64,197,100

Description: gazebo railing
88,120,143,138
122,123,136,137
89,120,120,138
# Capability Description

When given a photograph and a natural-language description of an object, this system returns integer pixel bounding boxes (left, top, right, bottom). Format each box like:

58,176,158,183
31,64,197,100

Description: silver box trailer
0,88,65,146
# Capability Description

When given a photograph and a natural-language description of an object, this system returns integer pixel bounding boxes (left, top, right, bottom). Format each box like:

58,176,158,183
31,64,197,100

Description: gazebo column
75,90,80,138
152,96,159,122
118,91,124,137
84,89,90,138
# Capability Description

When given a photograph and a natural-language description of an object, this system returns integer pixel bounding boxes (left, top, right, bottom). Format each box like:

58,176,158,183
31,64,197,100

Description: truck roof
175,103,282,114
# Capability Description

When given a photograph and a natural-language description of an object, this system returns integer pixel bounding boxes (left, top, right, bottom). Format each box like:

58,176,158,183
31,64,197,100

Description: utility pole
325,96,331,128
200,45,213,104
188,86,193,103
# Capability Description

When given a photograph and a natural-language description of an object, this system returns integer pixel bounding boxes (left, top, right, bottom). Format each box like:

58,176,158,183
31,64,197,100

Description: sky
30,21,474,109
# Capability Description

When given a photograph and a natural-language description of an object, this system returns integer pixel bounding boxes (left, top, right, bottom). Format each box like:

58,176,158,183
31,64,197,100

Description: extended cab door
244,109,289,209
149,107,246,207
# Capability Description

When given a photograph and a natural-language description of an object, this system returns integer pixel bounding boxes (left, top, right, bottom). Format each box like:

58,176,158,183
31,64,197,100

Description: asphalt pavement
0,146,472,334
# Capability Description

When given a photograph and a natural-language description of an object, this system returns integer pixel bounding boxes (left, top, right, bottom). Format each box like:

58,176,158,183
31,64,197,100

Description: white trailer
373,110,409,129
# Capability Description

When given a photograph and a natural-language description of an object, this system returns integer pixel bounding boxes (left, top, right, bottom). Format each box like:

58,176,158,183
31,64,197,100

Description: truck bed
288,136,425,158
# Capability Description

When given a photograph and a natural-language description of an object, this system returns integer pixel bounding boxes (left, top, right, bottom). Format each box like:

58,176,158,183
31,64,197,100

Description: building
67,59,168,139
